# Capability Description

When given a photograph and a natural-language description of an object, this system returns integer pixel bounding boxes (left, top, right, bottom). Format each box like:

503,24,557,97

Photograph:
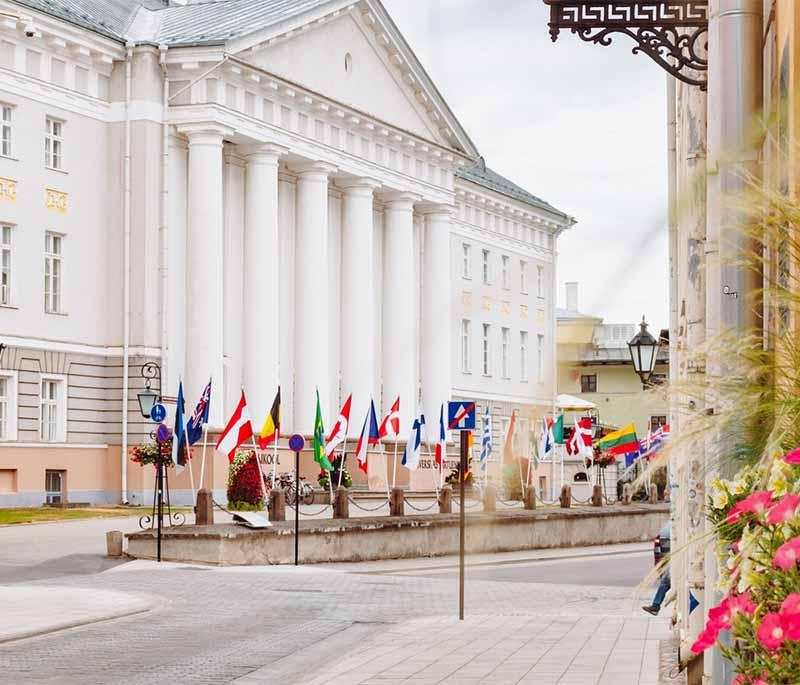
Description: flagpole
183,426,196,504
272,433,278,488
249,434,269,506
392,439,399,489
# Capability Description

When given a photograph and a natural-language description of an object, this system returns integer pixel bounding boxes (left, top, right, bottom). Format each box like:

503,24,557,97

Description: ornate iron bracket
544,1,708,90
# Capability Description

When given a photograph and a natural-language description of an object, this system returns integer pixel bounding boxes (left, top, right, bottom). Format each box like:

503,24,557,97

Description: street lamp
627,316,660,387
136,362,161,419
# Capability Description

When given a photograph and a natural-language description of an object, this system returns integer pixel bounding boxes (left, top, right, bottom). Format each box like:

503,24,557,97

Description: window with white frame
1,224,11,306
537,265,544,297
482,249,490,284
461,319,471,373
520,331,528,381
501,255,509,289
40,377,65,442
482,323,491,376
520,260,528,293
501,327,510,378
44,232,62,313
1,104,12,158
45,117,64,170
537,334,544,381
0,373,16,441
462,243,471,279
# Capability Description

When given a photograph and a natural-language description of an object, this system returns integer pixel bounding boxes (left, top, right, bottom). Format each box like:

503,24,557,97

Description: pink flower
784,447,800,464
726,491,774,523
766,494,800,525
773,536,800,570
757,612,789,650
690,624,720,653
728,591,756,617
780,592,800,616
706,592,756,632
786,612,800,641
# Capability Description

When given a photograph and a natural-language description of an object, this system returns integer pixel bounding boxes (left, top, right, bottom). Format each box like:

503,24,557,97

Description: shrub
226,450,265,511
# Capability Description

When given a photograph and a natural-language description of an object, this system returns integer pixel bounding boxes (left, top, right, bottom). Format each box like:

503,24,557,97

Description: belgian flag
257,387,281,449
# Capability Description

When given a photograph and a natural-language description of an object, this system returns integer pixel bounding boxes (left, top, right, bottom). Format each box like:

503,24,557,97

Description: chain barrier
453,498,482,509
496,495,522,508
571,494,593,505
347,497,390,513
403,498,439,513
286,502,333,517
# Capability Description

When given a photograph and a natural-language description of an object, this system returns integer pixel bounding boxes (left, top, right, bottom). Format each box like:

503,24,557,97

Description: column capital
337,177,382,195
240,142,290,162
289,160,338,179
379,191,422,209
177,122,235,145
418,202,455,218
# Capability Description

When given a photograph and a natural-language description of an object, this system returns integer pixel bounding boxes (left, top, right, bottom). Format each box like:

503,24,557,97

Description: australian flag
186,380,211,446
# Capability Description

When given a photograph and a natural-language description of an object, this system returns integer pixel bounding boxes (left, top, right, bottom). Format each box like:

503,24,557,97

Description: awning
556,394,597,411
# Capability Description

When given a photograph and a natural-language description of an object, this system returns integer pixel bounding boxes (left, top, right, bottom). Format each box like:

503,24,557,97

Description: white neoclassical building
0,0,574,505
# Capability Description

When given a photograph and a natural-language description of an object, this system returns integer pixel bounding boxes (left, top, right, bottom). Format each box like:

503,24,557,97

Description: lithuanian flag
258,387,280,449
313,389,333,471
595,423,638,455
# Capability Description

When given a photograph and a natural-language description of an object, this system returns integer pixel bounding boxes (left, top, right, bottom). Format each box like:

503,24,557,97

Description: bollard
649,487,659,504
268,489,286,522
333,486,350,519
438,485,453,514
195,488,214,525
622,483,632,505
523,487,536,510
389,487,404,516
560,485,571,508
483,483,497,512
106,530,124,557
592,484,603,507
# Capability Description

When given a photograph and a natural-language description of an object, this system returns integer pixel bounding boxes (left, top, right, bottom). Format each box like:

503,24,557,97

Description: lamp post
137,362,161,419
627,316,660,388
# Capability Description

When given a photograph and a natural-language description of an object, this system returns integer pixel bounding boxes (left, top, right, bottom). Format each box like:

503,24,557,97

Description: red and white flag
356,399,381,473
379,396,400,438
567,417,593,458
324,394,352,458
216,391,254,462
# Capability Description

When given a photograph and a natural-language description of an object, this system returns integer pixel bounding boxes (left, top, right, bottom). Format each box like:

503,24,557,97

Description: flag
379,396,400,438
258,387,281,448
596,423,639,455
503,410,516,463
171,381,187,470
434,403,446,466
538,417,553,459
566,417,593,458
216,390,254,462
313,389,333,471
551,414,564,444
402,413,425,470
355,399,380,473
479,405,492,471
325,393,352,458
186,379,211,446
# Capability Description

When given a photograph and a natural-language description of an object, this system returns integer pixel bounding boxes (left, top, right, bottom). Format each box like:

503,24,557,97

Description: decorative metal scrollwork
544,1,708,89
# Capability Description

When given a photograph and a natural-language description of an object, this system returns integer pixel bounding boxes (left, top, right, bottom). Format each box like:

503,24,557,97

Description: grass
0,506,190,526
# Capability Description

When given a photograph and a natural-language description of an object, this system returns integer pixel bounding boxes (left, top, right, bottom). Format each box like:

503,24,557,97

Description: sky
382,0,669,330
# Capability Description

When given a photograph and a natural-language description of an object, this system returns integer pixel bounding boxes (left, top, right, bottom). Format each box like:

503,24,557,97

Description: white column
421,206,453,435
381,193,420,437
339,178,380,424
293,162,337,432
278,173,296,433
166,133,188,397
243,143,288,422
179,124,232,426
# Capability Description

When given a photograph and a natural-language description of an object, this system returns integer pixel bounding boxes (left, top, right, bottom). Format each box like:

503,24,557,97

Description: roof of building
457,158,573,222
556,307,600,320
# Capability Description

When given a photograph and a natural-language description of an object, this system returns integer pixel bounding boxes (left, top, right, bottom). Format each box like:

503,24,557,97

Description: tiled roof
10,0,154,40
457,158,573,222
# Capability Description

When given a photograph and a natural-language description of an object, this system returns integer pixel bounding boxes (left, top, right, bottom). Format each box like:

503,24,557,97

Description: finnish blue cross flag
186,379,211,445
479,405,492,471
171,381,187,472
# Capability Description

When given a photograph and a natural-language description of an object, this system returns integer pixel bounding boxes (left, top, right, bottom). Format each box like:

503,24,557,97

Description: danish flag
379,396,400,438
216,391,254,462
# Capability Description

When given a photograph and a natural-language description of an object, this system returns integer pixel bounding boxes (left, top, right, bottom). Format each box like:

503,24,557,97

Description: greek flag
479,406,492,471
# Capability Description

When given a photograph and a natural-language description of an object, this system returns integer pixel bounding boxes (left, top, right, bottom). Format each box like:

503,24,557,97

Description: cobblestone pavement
0,556,669,685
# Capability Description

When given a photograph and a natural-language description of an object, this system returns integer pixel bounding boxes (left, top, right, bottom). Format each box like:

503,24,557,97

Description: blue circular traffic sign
288,434,305,453
150,403,167,423
156,423,170,444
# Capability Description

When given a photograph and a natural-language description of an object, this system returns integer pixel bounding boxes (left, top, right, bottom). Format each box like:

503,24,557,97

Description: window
1,104,12,157
482,249,490,284
520,260,528,293
501,255,509,289
650,415,668,430
482,323,491,376
537,334,544,381
45,470,65,504
40,377,65,442
580,374,597,393
501,327,510,378
461,319,471,373
45,117,64,170
0,372,16,441
520,331,528,381
538,476,547,500
44,232,62,313
537,266,544,297
1,224,11,305
462,243,471,279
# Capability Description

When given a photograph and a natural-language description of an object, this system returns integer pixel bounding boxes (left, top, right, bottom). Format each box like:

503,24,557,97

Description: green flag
552,414,564,444
313,389,333,471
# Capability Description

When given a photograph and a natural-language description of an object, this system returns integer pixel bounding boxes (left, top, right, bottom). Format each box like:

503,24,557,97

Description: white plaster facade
0,0,573,505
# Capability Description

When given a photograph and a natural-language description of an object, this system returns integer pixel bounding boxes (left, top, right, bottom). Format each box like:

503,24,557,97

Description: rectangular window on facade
0,372,16,441
482,323,491,376
462,243,471,279
520,260,528,293
501,327,510,378
45,469,65,504
520,331,528,381
482,249,490,284
40,378,63,442
537,265,544,297
44,232,62,313
461,319,471,373
0,376,7,440
580,374,597,393
45,117,63,170
1,224,11,306
537,334,544,380
501,255,509,289
650,415,668,429
1,104,12,157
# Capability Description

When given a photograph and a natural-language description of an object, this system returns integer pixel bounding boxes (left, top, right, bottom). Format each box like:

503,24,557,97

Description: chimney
565,282,578,312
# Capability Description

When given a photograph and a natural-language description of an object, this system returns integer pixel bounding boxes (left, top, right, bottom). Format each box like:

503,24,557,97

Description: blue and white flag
186,379,211,446
171,381,187,472
402,413,425,470
479,405,492,471
538,417,553,460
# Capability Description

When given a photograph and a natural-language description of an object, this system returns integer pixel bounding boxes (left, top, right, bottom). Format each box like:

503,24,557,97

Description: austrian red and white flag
324,394,352,458
216,391,254,462
567,417,593,458
379,396,400,438
356,399,381,474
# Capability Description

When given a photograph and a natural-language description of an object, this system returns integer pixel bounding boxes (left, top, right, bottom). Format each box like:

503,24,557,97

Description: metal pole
157,462,163,563
459,429,467,620
294,449,300,566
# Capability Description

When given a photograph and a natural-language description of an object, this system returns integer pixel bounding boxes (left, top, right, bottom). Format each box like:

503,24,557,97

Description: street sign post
150,403,167,423
448,401,476,431
288,434,305,566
